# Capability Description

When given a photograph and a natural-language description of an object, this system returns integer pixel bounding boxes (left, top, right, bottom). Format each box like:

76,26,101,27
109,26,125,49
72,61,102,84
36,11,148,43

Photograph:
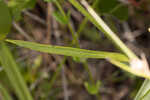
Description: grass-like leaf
8,39,150,79
0,84,12,100
134,79,150,100
0,0,12,40
6,39,128,62
0,42,33,100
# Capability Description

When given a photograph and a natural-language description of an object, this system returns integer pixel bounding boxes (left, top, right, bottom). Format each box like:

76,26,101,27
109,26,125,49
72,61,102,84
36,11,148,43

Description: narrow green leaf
0,0,12,40
0,84,13,100
134,79,150,100
6,39,129,62
0,42,33,100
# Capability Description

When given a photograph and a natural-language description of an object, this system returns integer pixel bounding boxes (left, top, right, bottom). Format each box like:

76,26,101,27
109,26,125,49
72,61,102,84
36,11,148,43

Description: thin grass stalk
68,0,137,59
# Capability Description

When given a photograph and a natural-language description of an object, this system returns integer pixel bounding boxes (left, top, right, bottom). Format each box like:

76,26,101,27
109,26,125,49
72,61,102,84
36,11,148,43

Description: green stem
82,61,94,83
49,57,67,91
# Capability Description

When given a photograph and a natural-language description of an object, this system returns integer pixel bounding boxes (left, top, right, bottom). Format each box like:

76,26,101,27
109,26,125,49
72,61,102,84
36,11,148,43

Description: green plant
0,0,150,99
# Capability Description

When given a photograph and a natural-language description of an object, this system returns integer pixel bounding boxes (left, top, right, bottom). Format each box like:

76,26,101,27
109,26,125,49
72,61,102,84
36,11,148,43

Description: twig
46,3,53,44
62,66,69,100
13,22,35,41
23,11,46,26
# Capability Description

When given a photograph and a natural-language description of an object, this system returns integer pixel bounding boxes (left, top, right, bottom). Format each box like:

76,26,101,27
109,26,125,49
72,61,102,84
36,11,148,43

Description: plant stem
77,0,97,35
68,0,137,59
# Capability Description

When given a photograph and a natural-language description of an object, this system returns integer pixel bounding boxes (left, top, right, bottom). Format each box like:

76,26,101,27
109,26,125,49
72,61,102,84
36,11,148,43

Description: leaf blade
0,0,12,40
134,79,150,100
6,39,129,62
0,42,33,100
